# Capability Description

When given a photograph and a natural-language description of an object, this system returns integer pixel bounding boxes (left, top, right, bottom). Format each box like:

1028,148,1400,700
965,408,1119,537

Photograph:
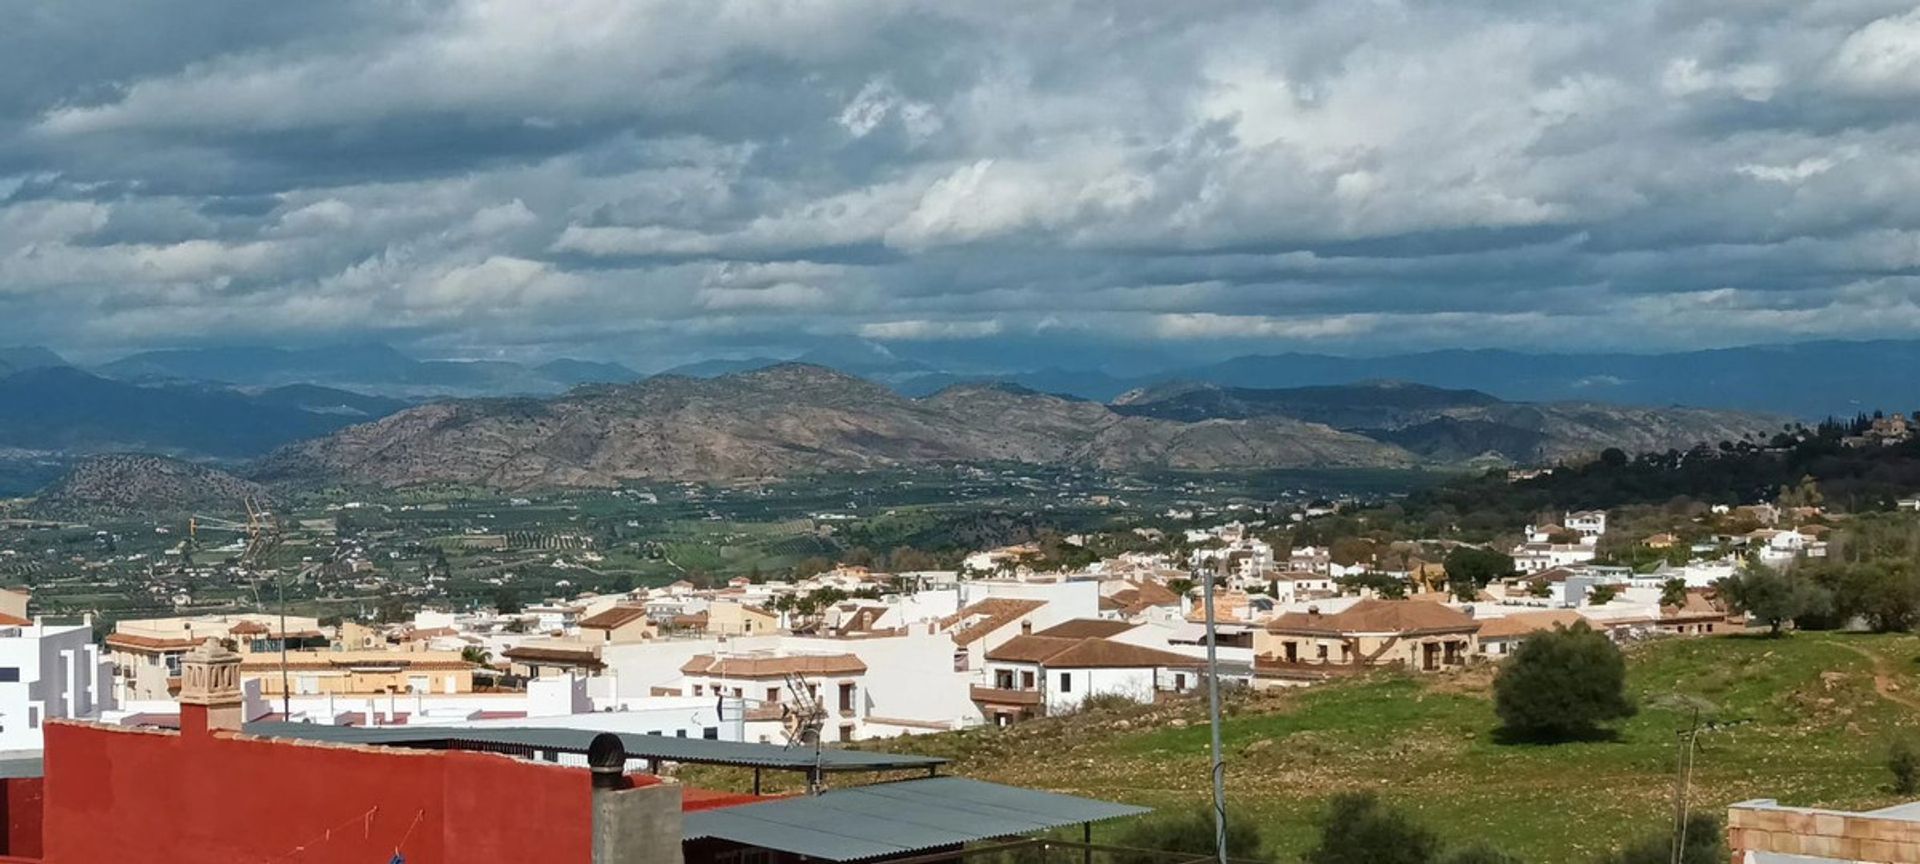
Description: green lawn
876,632,1920,863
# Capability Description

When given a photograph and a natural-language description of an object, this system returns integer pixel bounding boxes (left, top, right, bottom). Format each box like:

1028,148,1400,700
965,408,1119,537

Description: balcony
969,685,1042,706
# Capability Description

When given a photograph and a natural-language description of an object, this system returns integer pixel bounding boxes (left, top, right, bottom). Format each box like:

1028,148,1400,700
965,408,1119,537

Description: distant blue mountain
97,342,637,398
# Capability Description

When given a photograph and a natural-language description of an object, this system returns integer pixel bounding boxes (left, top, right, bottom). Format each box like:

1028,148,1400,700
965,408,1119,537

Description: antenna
780,672,827,794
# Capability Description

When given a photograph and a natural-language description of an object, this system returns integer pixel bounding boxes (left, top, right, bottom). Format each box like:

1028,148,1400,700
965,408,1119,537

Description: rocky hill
32,454,272,516
257,366,1418,489
256,366,1785,491
1113,381,1779,464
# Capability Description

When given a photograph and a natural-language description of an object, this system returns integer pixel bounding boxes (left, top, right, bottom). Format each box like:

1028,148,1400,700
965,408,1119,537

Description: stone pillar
178,638,243,737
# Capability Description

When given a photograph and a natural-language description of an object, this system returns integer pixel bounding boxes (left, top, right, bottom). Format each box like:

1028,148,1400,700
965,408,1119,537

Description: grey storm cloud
5,0,1920,367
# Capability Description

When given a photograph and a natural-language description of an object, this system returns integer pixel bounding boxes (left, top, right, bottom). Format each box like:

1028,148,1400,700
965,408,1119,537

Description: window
1020,670,1035,689
693,684,704,696
839,682,856,712
1316,644,1328,661
28,707,38,729
0,668,19,683
994,669,1014,689
702,727,719,740
675,729,687,738
1058,673,1072,693
766,687,780,703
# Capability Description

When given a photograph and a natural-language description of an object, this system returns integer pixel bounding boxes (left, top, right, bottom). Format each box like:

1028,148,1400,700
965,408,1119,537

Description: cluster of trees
1392,425,1920,543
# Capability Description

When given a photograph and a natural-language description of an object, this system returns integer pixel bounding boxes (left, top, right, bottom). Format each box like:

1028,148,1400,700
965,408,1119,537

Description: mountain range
253,365,1776,490
8,337,1914,417
98,343,642,398
0,366,400,459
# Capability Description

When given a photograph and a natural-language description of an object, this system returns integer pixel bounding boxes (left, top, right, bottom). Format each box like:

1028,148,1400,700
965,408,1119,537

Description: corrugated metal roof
240,722,946,772
683,776,1149,861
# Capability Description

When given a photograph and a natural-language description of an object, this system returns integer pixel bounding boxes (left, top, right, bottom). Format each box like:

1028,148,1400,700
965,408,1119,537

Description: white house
971,634,1204,724
1564,511,1608,545
0,616,114,752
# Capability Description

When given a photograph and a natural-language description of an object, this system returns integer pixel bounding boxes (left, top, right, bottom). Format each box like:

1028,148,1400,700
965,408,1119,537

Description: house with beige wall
1254,599,1480,687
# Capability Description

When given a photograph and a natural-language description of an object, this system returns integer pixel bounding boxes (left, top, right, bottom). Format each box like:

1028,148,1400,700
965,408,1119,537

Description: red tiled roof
681,653,866,678
579,606,652,630
986,635,1205,669
940,598,1046,646
1031,618,1137,640
1267,599,1479,637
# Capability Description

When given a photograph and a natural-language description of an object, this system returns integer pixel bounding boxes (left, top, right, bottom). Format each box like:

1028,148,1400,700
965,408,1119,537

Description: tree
1717,565,1832,636
1841,562,1920,633
1596,813,1723,864
460,646,492,666
493,587,523,615
1587,584,1619,606
1444,547,1513,601
1892,737,1920,795
1659,578,1688,609
793,556,833,579
889,546,937,572
1113,805,1265,864
1493,622,1635,741
1302,792,1440,864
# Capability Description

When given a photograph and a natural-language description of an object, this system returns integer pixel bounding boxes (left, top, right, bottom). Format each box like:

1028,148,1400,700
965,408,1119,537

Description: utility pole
277,571,291,720
1670,709,1702,864
1200,564,1228,864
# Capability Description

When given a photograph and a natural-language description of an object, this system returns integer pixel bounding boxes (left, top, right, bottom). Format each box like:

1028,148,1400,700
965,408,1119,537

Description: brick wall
1729,798,1920,862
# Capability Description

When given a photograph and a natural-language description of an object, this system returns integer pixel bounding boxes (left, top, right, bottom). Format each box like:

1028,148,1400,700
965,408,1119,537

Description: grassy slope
868,632,1920,862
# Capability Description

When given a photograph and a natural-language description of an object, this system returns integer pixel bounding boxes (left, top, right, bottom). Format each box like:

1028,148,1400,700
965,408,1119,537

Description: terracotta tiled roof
1267,599,1479,637
228,621,269,635
987,635,1205,669
243,658,475,672
106,633,202,652
939,598,1047,646
579,606,651,630
502,644,604,668
1476,610,1587,640
1031,618,1137,640
680,653,866,678
0,613,30,627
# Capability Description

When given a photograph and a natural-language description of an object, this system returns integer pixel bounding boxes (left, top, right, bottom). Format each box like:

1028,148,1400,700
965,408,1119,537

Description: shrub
1113,805,1265,864
1891,737,1920,795
1493,621,1635,741
1302,792,1440,864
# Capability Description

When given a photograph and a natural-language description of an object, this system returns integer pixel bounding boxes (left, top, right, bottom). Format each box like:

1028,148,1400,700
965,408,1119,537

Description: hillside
0,366,393,458
31,454,271,516
1113,381,1778,464
257,365,1417,489
844,632,1920,863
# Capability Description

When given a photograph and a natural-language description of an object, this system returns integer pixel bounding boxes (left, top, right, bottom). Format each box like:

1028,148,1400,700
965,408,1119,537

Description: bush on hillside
1113,805,1266,864
1891,737,1920,795
1493,622,1635,741
1596,813,1723,864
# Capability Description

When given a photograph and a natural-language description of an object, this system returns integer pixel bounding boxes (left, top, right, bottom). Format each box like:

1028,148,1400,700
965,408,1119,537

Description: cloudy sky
6,0,1920,370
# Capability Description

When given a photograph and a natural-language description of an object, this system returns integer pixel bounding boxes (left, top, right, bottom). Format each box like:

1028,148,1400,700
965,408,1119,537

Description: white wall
0,623,111,752
1045,667,1158,714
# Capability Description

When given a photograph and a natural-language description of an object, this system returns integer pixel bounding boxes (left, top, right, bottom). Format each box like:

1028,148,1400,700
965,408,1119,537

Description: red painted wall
0,778,40,859
41,722,597,864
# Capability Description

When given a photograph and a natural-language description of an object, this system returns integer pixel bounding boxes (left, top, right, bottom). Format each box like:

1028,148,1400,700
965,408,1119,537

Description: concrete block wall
1729,799,1920,862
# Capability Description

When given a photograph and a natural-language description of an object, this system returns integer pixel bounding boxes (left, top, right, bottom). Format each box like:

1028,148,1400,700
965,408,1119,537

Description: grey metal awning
242,722,947,773
683,776,1150,861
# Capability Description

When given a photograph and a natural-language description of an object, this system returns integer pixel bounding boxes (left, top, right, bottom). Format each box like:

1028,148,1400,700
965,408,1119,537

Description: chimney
178,638,244,737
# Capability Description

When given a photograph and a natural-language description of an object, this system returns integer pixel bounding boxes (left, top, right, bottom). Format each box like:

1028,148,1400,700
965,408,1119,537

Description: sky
5,1,1920,371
